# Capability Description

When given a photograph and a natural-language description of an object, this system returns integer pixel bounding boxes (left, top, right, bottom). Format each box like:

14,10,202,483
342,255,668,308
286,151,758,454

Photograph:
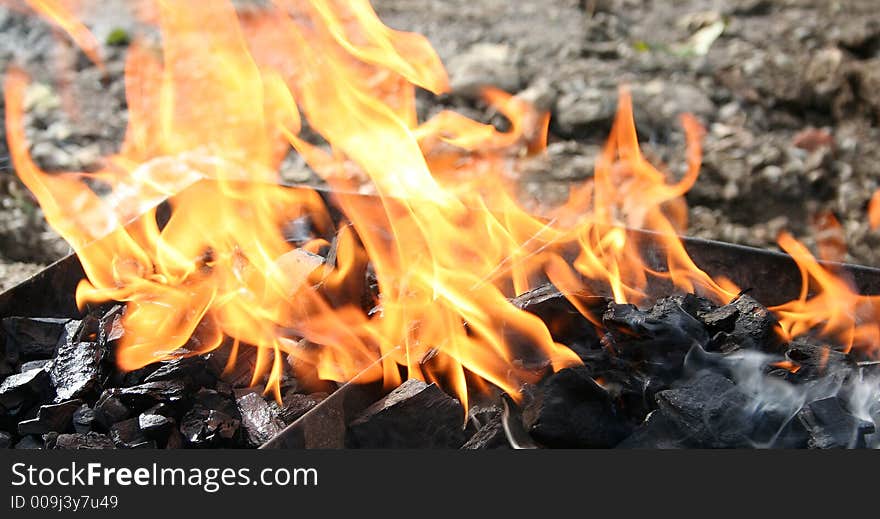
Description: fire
5,0,880,409
770,233,880,355
21,0,103,69
870,190,880,230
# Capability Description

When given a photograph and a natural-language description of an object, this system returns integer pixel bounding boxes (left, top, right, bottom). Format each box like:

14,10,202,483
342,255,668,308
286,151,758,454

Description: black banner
1,450,878,516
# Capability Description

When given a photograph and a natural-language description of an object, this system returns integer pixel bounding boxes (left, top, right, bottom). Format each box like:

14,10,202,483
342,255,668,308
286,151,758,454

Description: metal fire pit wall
2,182,880,318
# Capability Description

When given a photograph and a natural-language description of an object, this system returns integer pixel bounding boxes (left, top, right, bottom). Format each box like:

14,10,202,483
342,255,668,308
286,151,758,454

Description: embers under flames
5,0,880,409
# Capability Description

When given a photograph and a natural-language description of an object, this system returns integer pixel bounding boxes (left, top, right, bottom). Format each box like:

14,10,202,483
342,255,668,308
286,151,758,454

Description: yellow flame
7,0,879,412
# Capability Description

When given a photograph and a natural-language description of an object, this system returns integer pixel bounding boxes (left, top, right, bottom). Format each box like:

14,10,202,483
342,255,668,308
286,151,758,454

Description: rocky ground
1,0,880,291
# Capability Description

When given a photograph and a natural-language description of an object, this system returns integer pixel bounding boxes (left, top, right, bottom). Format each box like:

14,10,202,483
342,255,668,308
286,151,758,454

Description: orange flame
22,0,104,70
770,233,880,356
6,0,879,411
869,190,880,230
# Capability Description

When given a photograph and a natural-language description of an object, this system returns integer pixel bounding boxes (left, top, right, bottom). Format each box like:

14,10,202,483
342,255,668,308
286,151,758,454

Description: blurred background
1,0,879,290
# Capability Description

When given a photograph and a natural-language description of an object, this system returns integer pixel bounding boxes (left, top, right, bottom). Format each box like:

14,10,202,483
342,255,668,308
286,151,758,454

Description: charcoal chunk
144,354,220,388
511,284,606,359
750,407,809,448
277,392,324,425
798,397,875,449
348,379,466,448
50,341,106,402
527,366,631,448
702,295,779,352
19,359,51,372
110,417,155,449
73,404,97,433
0,431,11,448
180,389,241,447
143,402,174,417
699,304,739,332
654,372,752,448
0,367,52,416
54,432,115,450
94,390,131,428
604,298,708,360
2,317,73,362
113,364,161,388
100,305,126,344
237,392,283,447
617,411,686,449
114,380,188,413
468,403,502,427
784,338,848,379
139,413,174,440
18,399,82,435
43,432,58,449
461,415,509,449
165,427,185,449
14,435,43,449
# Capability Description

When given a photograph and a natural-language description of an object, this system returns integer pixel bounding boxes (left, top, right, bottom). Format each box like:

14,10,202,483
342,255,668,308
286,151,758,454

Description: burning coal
4,0,880,447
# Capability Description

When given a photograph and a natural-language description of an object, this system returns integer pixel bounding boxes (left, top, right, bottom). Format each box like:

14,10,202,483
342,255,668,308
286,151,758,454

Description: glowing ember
5,0,879,409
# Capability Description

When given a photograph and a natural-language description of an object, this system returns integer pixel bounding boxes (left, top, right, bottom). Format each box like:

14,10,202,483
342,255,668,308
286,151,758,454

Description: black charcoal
2,317,72,362
265,391,347,449
54,432,115,450
702,295,779,352
468,403,502,429
798,397,875,449
114,380,187,413
72,404,97,433
511,284,606,358
110,417,155,449
143,402,175,417
113,364,161,388
20,359,51,372
100,305,126,344
50,341,106,402
43,432,58,449
74,314,101,343
138,413,174,439
604,297,709,353
348,379,466,448
180,389,241,447
94,390,131,428
237,392,283,447
527,366,631,448
654,372,752,448
784,338,849,379
647,296,712,342
0,367,52,416
0,338,11,379
699,303,739,332
461,415,509,449
277,392,324,425
14,435,43,449
617,410,686,448
0,431,11,448
165,427,185,449
17,399,82,435
750,408,809,448
144,354,219,388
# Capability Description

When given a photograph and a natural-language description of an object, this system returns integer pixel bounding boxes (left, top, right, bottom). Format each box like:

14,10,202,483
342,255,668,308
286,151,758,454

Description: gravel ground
1,0,879,290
